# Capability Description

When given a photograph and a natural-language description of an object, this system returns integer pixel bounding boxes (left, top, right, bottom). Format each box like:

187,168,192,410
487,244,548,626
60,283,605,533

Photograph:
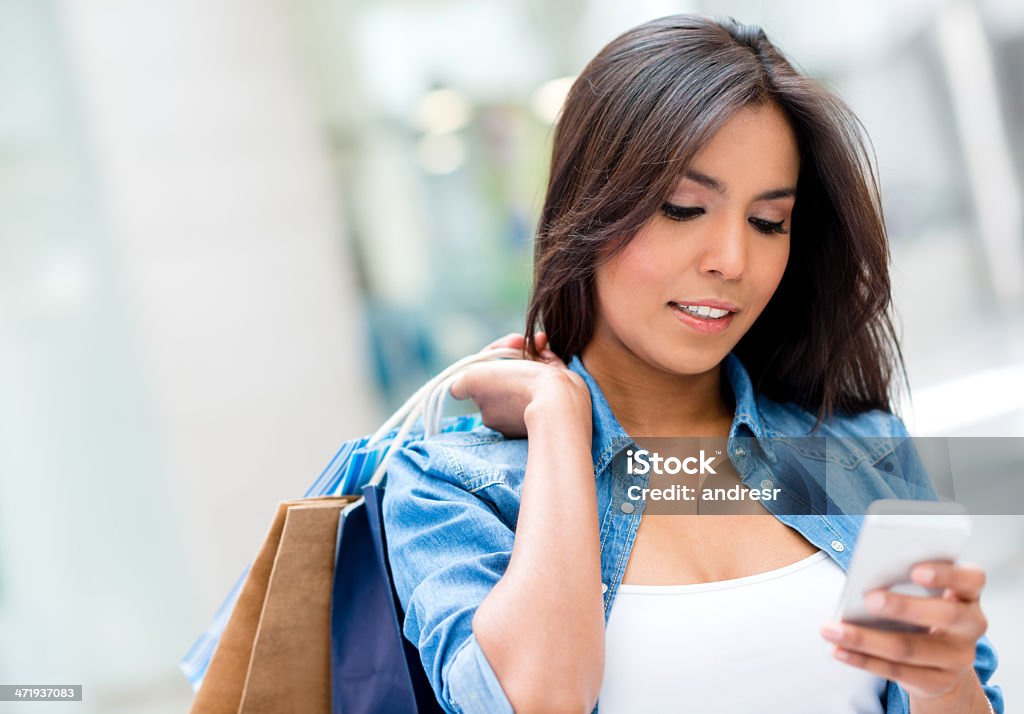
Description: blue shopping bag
329,481,445,714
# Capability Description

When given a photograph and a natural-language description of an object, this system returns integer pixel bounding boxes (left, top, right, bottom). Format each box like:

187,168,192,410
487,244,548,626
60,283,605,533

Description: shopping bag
178,426,464,694
329,482,444,714
188,497,357,714
365,481,446,713
181,347,519,711
327,352,502,713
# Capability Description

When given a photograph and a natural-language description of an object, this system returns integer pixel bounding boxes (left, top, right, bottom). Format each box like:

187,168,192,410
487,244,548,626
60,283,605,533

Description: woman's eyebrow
754,186,798,201
682,169,725,193
682,169,797,202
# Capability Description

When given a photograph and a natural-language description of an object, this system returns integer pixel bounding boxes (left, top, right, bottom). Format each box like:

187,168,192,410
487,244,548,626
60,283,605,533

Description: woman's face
590,102,799,376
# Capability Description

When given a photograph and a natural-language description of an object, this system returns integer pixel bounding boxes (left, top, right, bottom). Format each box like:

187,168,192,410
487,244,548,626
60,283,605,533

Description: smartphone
835,499,972,633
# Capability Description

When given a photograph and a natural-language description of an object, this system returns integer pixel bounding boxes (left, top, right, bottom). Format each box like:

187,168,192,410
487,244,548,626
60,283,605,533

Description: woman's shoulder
757,393,907,437
755,395,937,505
756,393,913,468
422,417,528,454
388,416,529,491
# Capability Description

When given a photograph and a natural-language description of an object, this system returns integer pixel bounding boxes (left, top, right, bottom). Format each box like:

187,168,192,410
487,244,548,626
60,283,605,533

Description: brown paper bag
189,496,359,714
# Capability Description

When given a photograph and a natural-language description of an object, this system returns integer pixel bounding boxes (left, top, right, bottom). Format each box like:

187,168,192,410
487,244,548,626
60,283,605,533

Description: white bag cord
424,373,460,440
366,346,524,487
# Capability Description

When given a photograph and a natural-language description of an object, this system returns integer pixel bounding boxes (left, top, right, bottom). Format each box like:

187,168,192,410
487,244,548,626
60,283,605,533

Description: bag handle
366,346,524,487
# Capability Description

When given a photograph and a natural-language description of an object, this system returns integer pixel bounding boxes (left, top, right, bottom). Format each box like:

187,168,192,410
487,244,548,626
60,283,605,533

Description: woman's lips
669,298,740,312
668,302,736,335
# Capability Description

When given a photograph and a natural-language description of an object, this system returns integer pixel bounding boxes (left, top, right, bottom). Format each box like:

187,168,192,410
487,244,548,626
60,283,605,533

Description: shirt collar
721,352,778,463
567,352,777,478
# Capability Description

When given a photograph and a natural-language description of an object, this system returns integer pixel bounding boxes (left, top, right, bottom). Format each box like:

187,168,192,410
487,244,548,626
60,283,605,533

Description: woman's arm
471,374,605,714
821,411,1004,713
384,337,606,714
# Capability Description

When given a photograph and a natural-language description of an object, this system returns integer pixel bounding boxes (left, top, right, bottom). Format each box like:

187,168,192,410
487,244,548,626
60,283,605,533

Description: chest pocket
767,436,905,515
436,434,529,527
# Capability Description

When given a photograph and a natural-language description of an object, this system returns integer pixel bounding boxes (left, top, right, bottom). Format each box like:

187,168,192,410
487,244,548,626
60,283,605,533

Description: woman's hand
449,331,590,439
821,561,991,709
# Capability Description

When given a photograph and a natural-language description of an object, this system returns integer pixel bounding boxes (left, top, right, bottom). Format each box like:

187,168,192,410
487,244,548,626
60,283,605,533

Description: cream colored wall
0,0,379,709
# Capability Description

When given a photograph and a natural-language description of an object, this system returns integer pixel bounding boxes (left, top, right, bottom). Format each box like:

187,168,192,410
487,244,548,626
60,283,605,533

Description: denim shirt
382,353,1004,714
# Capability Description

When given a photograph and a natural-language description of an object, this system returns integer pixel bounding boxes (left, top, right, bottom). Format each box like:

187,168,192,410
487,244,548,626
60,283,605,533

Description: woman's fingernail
865,592,887,613
821,623,844,642
913,566,936,585
834,648,851,662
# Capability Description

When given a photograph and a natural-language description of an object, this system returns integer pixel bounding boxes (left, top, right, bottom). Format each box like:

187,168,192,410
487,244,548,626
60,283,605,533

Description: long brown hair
523,14,905,425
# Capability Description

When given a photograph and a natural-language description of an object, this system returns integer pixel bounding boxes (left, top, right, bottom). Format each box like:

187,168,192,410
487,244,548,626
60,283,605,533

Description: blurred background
1,0,1022,711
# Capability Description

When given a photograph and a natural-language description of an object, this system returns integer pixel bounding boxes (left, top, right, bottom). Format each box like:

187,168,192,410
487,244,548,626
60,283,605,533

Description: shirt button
620,502,635,514
601,582,609,594
735,447,746,457
760,478,774,490
830,540,845,552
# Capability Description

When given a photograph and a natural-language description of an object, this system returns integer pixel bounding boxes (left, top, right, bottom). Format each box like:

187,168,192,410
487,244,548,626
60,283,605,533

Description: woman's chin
650,346,729,376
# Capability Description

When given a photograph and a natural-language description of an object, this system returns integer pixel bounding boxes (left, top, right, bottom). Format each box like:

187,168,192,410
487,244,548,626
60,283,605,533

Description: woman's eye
750,217,788,235
661,203,704,222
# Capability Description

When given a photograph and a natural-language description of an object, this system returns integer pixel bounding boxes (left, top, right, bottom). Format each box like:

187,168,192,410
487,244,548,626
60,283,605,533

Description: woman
382,14,1003,714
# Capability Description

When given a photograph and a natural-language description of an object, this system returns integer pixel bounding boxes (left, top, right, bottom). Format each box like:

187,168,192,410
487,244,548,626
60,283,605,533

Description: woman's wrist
909,671,992,714
524,372,593,436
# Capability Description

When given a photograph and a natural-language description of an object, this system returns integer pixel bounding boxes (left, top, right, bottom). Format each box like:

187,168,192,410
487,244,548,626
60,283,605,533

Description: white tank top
599,550,886,713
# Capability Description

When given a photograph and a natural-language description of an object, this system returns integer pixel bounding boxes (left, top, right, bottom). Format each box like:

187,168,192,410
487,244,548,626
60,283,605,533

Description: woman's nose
696,217,747,280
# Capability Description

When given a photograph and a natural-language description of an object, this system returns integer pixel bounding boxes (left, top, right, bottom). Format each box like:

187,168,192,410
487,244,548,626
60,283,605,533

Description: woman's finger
449,369,476,402
855,589,971,633
534,332,549,353
484,333,525,351
483,331,553,360
820,621,963,669
911,562,987,603
539,348,566,368
828,645,966,699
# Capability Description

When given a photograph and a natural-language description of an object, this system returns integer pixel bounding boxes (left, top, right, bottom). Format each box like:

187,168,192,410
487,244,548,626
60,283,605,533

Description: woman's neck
579,341,734,438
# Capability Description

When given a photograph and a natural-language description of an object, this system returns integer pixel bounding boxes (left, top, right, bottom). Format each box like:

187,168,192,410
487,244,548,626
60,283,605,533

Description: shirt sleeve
884,413,1005,712
973,634,1005,713
381,437,515,714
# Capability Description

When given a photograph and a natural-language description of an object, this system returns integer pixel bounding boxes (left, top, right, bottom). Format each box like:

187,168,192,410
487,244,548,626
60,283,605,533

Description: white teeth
673,303,731,319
